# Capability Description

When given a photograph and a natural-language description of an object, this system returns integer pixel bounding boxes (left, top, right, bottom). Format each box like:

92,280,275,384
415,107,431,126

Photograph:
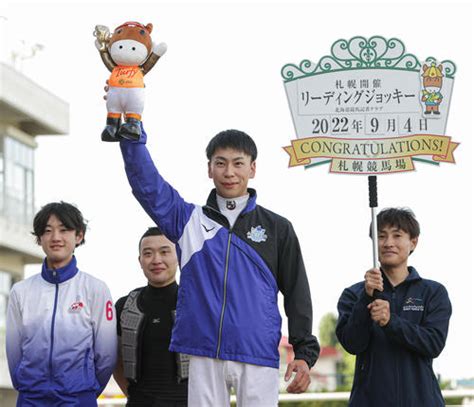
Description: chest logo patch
226,200,236,210
69,300,84,313
403,297,424,311
247,225,268,243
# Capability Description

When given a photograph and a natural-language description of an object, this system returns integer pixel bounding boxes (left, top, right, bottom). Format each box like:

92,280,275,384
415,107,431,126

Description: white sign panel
282,36,458,174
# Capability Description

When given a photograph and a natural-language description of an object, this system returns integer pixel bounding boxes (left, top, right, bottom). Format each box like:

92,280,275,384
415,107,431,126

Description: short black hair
139,226,164,252
32,202,87,246
370,207,420,239
206,129,258,162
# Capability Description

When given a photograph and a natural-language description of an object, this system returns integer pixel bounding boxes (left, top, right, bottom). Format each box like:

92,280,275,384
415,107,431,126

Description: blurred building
0,60,68,405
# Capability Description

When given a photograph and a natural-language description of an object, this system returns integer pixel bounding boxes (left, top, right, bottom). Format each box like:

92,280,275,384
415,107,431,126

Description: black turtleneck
116,282,187,403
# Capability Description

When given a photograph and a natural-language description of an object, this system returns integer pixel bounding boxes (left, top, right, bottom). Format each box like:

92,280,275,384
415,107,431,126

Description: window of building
0,136,35,226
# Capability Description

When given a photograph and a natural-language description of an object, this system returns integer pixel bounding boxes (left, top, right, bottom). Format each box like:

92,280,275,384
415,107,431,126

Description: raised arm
119,126,195,243
141,42,167,75
93,25,116,73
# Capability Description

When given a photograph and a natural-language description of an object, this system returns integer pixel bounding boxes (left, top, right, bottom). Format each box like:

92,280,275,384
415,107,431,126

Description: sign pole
368,175,378,269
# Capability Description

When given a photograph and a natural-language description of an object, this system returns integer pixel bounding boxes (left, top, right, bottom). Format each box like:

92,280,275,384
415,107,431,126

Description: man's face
377,226,418,270
40,214,83,269
139,234,178,288
208,148,256,199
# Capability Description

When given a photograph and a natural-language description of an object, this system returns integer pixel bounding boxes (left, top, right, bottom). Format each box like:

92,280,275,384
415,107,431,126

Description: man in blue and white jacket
336,208,451,407
6,202,117,406
119,126,319,406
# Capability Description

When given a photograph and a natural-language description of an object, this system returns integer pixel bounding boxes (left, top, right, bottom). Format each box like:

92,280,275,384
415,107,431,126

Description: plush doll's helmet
109,21,153,66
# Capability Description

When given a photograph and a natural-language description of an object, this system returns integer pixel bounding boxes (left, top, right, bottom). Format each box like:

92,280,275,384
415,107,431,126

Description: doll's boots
101,117,141,142
118,118,141,141
101,117,121,142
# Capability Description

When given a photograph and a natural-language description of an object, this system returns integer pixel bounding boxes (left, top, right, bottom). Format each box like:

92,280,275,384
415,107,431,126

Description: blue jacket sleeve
119,128,195,242
382,284,451,358
336,284,373,355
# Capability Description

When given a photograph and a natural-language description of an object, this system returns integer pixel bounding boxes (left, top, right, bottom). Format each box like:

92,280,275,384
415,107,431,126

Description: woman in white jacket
6,201,117,406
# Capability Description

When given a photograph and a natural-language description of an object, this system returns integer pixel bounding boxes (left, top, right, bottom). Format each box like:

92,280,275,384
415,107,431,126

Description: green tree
318,312,355,391
337,343,355,390
319,312,338,347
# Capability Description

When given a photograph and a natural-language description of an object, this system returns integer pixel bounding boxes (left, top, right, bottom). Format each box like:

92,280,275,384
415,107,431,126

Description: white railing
98,389,474,405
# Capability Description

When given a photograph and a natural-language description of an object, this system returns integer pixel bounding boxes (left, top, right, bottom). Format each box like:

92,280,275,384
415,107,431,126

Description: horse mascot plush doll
94,21,167,141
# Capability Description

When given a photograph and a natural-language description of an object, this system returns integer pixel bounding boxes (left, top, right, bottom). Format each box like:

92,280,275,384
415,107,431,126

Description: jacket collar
405,266,421,282
382,266,421,289
41,256,79,284
206,188,257,214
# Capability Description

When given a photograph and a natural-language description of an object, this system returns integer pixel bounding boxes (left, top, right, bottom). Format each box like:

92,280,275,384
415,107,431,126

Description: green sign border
281,36,456,82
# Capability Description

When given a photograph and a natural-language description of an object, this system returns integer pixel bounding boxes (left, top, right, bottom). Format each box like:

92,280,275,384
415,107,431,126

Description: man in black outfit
114,227,188,407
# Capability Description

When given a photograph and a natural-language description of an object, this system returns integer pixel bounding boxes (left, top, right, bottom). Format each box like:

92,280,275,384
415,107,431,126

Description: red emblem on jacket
69,301,84,313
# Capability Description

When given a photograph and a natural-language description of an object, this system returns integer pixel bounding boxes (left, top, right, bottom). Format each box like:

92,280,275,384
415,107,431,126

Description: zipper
391,287,401,407
83,348,91,376
396,346,400,407
203,205,230,228
49,270,60,383
216,231,233,358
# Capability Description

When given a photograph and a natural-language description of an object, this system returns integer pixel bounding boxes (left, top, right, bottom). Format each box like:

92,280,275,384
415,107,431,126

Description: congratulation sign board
282,36,458,174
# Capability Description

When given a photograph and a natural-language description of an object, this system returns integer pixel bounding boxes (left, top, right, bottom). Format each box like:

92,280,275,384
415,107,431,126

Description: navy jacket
336,267,451,407
119,129,319,369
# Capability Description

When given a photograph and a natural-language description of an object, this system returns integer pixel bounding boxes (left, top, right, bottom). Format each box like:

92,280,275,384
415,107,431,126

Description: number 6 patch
106,300,114,321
